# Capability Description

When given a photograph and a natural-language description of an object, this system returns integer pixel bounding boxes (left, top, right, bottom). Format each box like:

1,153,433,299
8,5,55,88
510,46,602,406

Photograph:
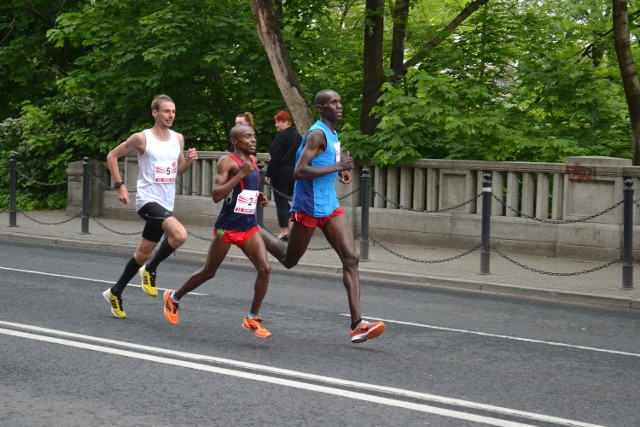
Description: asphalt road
1,240,639,427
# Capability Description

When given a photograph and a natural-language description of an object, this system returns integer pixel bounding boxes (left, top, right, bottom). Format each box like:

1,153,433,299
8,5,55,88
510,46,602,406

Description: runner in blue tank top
289,119,340,217
163,124,274,339
260,89,386,344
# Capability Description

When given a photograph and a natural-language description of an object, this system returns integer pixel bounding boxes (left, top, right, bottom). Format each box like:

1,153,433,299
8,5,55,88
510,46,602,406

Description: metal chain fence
90,173,137,193
90,216,142,236
366,183,623,277
494,194,624,224
370,236,481,264
5,156,638,284
18,210,81,226
16,168,70,187
491,246,621,276
372,188,482,214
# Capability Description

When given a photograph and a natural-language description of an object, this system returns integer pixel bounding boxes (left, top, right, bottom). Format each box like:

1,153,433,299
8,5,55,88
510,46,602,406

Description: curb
3,231,638,310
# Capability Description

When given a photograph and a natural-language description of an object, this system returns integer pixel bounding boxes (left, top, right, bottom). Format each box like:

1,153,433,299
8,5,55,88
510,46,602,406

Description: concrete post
66,159,106,219
622,179,633,289
480,173,492,275
257,163,264,227
81,157,90,234
360,168,371,261
9,154,17,227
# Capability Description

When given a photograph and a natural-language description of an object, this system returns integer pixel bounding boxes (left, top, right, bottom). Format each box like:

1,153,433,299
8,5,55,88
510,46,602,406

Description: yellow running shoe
163,289,180,325
102,289,126,319
242,315,272,338
139,265,158,297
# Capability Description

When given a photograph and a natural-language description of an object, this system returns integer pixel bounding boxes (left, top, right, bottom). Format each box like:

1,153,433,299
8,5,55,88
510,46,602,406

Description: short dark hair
229,124,252,141
314,89,337,106
151,94,174,111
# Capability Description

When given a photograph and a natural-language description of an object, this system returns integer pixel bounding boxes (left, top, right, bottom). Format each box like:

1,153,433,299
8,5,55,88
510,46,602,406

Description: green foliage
0,93,101,210
1,0,639,211
46,0,279,152
346,72,515,164
341,0,633,166
0,1,83,121
0,1,97,209
278,0,366,132
357,58,630,166
1,0,369,209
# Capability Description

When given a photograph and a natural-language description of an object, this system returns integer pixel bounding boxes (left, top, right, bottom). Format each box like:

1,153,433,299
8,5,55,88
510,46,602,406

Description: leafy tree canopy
343,0,633,164
0,0,638,207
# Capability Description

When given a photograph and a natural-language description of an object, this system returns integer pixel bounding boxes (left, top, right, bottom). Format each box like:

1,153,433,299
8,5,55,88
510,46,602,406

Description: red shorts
214,226,260,247
290,207,344,230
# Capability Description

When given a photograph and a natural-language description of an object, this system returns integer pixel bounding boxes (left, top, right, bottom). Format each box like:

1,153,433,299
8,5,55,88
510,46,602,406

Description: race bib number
234,190,259,214
154,161,178,183
335,141,341,163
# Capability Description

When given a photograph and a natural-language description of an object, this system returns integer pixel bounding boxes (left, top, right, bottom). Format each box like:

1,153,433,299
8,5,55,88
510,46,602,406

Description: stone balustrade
66,153,640,261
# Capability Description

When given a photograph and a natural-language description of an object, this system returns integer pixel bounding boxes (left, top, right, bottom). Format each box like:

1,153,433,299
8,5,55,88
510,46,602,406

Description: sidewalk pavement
1,210,639,310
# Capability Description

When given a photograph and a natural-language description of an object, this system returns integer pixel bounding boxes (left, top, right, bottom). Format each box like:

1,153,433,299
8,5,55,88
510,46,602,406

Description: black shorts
137,202,173,242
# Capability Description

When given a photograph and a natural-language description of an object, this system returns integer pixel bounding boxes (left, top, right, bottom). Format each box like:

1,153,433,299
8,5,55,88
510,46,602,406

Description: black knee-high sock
111,257,142,296
145,238,176,273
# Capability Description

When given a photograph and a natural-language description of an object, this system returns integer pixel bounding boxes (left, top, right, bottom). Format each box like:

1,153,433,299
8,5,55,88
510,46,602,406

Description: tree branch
403,0,490,70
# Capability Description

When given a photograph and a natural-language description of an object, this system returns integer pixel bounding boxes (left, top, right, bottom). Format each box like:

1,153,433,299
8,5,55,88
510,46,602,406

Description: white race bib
234,190,259,214
335,141,341,162
154,161,178,183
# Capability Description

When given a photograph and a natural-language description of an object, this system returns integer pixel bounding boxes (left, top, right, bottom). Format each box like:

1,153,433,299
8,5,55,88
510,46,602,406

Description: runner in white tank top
103,94,198,320
135,128,181,211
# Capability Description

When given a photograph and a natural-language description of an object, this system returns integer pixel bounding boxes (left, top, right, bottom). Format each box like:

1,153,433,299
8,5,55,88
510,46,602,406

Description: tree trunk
250,0,313,133
360,0,385,135
390,0,410,77
612,0,640,165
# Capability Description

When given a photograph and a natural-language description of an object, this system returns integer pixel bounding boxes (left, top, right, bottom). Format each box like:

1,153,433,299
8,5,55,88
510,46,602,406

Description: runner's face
233,128,257,156
153,101,176,128
319,92,343,123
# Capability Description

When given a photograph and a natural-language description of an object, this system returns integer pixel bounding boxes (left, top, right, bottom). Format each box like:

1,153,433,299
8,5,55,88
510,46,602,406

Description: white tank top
135,129,181,211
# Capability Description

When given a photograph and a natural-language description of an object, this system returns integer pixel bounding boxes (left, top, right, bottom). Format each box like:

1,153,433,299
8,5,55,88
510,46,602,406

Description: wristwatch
114,181,124,189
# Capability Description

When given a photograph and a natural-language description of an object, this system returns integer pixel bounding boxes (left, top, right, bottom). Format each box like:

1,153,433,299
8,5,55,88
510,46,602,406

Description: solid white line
0,321,603,427
0,266,207,295
348,315,640,358
0,327,547,427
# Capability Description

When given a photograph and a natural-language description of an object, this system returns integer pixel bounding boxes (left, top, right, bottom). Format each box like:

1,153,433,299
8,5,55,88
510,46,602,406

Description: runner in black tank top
162,125,274,339
214,152,260,232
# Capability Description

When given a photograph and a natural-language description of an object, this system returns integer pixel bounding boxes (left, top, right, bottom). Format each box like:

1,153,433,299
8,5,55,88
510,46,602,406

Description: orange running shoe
242,315,272,338
163,289,179,325
350,320,385,343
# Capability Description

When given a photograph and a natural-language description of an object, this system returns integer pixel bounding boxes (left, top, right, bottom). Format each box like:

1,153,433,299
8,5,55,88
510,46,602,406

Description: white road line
0,321,603,427
0,266,207,295
349,315,640,358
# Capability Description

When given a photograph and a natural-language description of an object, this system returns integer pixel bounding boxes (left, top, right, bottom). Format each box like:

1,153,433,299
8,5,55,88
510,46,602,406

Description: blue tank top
215,153,260,231
290,120,340,218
